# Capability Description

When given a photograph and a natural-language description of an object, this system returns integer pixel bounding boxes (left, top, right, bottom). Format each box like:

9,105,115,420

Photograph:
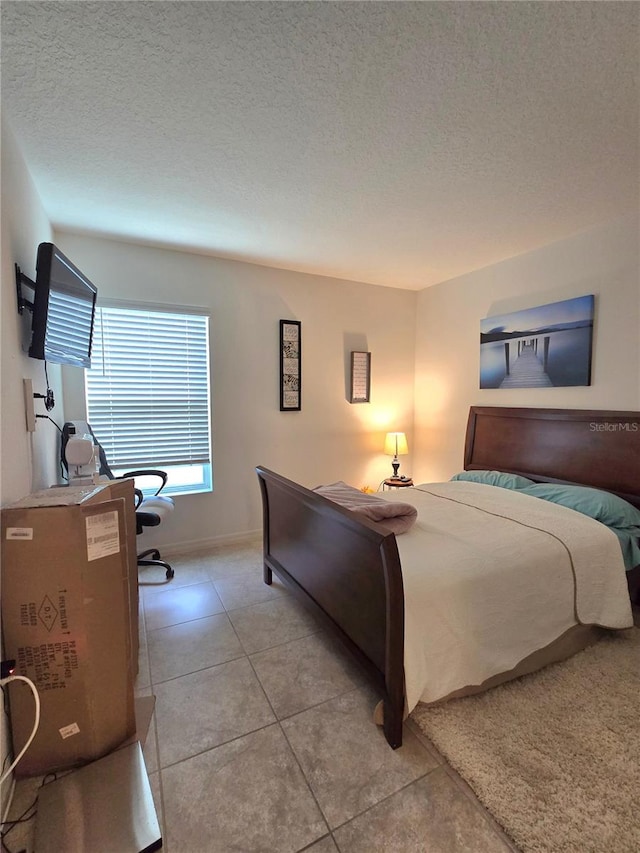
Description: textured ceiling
2,1,638,290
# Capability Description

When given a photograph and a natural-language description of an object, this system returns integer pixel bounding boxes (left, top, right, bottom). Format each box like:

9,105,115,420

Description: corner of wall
412,217,640,482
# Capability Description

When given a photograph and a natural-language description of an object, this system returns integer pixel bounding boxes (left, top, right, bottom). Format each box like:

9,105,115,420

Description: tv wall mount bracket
15,264,55,412
15,264,35,315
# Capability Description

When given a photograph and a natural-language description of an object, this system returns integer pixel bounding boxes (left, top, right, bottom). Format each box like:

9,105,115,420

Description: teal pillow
520,483,640,571
610,529,640,572
451,470,535,490
519,483,640,529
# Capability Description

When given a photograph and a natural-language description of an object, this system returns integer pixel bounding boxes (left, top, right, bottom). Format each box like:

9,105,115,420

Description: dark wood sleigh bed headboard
464,407,640,510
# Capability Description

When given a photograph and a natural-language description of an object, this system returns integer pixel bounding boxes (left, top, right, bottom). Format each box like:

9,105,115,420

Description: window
86,302,212,496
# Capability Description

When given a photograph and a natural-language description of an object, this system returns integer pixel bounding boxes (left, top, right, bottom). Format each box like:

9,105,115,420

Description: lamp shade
384,432,408,457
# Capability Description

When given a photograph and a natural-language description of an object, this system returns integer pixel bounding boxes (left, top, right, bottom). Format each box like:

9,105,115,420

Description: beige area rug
410,628,640,853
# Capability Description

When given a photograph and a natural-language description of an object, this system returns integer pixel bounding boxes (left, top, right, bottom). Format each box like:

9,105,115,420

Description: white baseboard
158,528,262,558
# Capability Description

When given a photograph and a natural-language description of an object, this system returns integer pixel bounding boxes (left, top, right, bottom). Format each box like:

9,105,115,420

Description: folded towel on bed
313,481,418,534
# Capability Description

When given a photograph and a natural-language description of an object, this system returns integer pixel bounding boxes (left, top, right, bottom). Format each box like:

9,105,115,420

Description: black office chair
61,421,175,581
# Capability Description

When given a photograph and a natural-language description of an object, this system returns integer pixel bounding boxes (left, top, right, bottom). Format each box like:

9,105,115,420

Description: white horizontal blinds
86,306,210,469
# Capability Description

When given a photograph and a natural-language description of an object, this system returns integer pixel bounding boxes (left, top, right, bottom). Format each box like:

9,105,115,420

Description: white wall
1,121,62,504
413,214,640,484
55,232,417,552
0,120,59,818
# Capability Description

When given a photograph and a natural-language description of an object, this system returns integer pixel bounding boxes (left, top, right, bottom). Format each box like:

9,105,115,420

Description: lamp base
391,460,400,477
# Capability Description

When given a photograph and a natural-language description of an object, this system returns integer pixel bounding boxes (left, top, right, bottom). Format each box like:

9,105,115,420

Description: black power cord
0,792,37,852
33,391,54,412
35,416,61,432
33,415,68,481
43,363,55,411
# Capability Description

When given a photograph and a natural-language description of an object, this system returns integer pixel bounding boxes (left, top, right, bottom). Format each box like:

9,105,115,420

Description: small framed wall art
349,351,371,403
280,319,301,411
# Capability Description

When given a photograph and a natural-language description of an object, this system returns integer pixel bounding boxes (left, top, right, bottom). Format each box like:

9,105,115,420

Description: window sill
141,485,212,499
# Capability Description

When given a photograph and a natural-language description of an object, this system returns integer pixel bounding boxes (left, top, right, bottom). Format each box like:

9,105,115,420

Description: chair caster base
139,548,161,561
138,551,174,585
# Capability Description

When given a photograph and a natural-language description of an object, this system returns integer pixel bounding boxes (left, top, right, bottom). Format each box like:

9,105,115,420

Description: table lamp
384,432,408,478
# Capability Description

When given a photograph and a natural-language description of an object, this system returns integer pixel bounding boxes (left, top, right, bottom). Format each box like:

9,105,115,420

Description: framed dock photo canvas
280,320,301,411
480,295,594,389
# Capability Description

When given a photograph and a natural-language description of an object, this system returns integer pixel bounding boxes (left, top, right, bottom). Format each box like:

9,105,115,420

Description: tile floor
5,535,519,852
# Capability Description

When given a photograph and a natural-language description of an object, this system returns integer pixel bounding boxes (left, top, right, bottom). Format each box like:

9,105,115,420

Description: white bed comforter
383,481,633,712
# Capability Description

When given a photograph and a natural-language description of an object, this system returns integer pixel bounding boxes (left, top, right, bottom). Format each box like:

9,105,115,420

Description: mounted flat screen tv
29,243,98,368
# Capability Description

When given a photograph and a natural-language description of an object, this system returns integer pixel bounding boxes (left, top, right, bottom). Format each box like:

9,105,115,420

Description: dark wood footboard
256,466,405,748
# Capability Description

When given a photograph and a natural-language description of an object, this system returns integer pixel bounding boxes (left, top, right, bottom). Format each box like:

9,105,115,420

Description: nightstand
383,478,414,490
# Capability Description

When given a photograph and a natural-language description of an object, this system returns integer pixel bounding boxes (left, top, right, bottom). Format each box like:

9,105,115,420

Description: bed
256,406,640,749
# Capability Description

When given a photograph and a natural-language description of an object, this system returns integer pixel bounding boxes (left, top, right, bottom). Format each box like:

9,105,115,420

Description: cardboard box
5,481,140,676
1,485,136,776
85,479,139,676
